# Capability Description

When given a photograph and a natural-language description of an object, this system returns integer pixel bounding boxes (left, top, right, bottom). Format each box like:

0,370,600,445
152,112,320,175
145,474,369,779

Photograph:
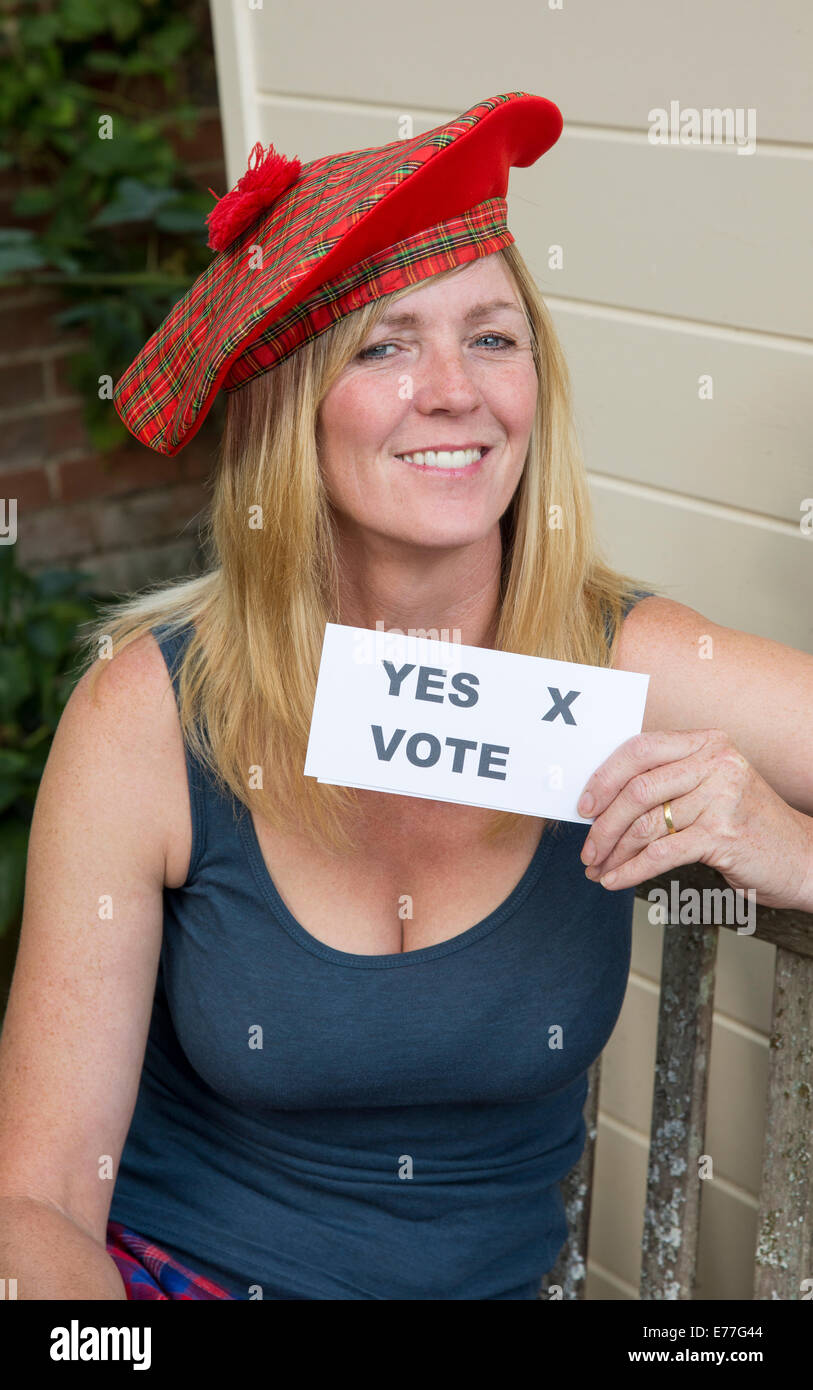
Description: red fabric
106,1220,237,1300
206,143,302,252
113,92,563,457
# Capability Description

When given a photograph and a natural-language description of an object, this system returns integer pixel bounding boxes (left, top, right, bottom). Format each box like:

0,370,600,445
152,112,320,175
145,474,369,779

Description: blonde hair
77,241,656,854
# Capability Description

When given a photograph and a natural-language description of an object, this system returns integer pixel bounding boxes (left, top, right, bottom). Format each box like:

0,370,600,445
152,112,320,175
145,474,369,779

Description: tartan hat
113,92,563,457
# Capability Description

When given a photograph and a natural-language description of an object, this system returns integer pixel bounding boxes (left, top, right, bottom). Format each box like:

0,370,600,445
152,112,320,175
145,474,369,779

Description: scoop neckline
236,806,559,969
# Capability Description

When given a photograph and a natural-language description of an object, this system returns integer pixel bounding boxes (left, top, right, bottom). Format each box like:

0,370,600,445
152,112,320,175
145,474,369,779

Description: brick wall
0,23,228,594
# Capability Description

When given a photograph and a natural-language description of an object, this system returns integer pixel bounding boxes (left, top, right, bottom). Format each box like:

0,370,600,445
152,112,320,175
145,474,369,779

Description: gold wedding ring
663,800,676,833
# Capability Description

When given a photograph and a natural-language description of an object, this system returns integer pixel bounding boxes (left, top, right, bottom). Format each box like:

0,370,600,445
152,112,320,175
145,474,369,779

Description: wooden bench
542,864,813,1299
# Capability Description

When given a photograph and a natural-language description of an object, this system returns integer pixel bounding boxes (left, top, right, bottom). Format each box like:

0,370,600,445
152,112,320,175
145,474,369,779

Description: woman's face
316,254,538,552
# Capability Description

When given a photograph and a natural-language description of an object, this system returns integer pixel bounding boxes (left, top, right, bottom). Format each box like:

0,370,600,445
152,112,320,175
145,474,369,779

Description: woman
0,93,811,1302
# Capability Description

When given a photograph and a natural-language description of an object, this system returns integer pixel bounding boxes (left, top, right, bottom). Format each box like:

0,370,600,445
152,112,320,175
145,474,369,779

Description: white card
304,624,650,824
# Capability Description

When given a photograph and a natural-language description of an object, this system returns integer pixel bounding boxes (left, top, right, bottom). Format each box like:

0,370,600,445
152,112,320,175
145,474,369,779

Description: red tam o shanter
206,143,302,253
113,92,564,457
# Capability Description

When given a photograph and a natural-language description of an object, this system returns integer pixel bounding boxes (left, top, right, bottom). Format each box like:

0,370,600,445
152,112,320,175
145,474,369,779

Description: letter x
541,686,580,725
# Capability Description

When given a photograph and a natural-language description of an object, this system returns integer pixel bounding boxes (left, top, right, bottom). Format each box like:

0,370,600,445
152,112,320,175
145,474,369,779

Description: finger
578,729,715,820
595,823,707,891
585,786,705,878
581,752,708,870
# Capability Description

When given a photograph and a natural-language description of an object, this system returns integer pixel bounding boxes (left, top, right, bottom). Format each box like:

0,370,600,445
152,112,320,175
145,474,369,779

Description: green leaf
0,648,33,722
89,177,179,228
13,185,58,217
19,13,62,49
154,191,211,234
141,18,198,64
0,247,49,276
0,228,42,245
0,751,30,815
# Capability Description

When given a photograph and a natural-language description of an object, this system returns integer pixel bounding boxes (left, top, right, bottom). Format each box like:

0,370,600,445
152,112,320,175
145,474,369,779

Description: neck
332,521,503,650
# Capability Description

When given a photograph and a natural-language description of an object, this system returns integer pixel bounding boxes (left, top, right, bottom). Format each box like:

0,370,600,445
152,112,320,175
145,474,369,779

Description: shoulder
612,595,727,734
614,594,716,663
70,630,192,887
76,629,182,755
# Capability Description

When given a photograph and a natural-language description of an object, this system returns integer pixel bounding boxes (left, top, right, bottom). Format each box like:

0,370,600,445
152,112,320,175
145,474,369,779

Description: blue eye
357,342,397,360
357,333,516,360
476,333,516,350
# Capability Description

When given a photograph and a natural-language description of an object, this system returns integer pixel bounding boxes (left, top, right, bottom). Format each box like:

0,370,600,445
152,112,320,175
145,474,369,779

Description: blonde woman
0,94,810,1301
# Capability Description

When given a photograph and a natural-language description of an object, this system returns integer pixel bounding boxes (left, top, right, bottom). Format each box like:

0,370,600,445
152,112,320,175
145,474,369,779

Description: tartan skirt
106,1220,237,1300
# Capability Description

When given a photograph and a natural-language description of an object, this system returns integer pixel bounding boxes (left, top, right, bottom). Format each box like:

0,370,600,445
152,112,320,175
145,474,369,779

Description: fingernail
578,793,594,815
601,870,617,887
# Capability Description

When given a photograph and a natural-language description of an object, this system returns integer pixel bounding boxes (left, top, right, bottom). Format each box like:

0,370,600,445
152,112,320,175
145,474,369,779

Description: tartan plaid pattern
225,198,513,388
106,1220,238,1300
112,91,562,457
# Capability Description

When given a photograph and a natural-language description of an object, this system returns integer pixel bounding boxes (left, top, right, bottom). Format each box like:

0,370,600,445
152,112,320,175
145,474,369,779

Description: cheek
507,368,539,430
324,374,404,443
479,362,538,431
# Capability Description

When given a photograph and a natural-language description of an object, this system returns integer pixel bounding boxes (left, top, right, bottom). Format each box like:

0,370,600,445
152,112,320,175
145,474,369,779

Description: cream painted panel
251,101,441,168
599,977,658,1135
209,60,813,337
585,1266,634,1300
630,918,774,1030
510,135,813,339
246,0,812,144
592,485,813,650
550,307,813,522
713,929,775,1034
630,904,664,983
695,1181,759,1299
592,1121,759,1297
588,1121,648,1289
705,1020,770,1194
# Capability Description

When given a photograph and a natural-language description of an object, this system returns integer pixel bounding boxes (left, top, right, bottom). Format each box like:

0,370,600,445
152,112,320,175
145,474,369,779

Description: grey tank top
109,591,653,1298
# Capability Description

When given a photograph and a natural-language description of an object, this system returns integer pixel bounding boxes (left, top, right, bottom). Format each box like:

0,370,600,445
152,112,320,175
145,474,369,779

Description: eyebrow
375,299,525,329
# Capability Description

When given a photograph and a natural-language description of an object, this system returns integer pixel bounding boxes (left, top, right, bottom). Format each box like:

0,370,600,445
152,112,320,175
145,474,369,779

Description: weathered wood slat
538,1056,602,1299
636,865,813,958
548,866,813,1301
753,946,813,1299
639,915,718,1298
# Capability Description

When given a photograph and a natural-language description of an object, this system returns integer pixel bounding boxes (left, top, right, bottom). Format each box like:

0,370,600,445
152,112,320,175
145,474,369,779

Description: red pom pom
205,142,301,252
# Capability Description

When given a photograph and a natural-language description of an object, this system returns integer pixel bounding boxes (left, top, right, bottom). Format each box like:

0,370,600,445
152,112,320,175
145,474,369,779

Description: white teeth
396,447,486,468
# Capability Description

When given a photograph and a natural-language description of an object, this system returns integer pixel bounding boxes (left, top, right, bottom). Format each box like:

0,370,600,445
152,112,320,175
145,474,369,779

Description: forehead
375,254,524,328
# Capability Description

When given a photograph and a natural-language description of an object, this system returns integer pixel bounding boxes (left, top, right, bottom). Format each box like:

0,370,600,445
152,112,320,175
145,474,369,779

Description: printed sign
304,624,650,823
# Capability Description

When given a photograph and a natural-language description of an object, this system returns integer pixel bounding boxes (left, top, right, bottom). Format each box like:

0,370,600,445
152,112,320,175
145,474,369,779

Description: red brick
0,302,85,353
56,445,185,504
92,481,210,549
180,442,216,481
14,503,98,564
0,466,51,509
0,360,45,410
44,406,92,456
189,161,227,191
1,411,48,461
51,353,88,399
0,289,64,318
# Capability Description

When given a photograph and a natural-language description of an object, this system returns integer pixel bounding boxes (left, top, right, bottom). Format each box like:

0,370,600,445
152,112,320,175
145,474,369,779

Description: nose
409,338,483,413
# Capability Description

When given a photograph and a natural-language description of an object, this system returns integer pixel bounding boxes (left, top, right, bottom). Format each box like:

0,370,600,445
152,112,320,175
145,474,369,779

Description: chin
388,521,492,550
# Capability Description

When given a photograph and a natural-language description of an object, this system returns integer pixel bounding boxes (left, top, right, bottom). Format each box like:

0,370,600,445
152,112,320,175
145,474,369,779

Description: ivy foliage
0,542,106,937
0,0,220,449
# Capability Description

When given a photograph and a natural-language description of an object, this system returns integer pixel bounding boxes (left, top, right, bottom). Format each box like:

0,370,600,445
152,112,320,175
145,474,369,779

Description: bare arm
0,634,175,1299
0,1196,126,1300
617,596,813,815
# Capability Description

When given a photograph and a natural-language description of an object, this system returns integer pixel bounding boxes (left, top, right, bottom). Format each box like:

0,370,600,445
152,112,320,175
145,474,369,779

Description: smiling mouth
393,446,490,470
